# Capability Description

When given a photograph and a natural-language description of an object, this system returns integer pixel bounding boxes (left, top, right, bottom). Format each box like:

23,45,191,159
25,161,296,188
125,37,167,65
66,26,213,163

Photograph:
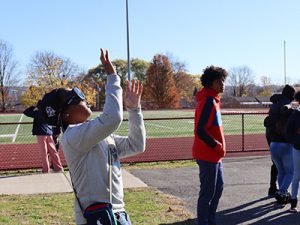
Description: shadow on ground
160,219,196,225
131,158,300,225
160,197,300,225
217,196,300,225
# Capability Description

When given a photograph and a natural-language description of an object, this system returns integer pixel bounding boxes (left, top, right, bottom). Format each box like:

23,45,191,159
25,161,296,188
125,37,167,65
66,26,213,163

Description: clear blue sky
1,0,300,85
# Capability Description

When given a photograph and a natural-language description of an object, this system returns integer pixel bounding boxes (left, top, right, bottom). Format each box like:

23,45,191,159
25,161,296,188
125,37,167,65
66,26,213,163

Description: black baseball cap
38,87,86,126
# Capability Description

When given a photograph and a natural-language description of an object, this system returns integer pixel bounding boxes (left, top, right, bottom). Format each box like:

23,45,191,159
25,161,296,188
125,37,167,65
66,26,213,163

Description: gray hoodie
61,75,146,224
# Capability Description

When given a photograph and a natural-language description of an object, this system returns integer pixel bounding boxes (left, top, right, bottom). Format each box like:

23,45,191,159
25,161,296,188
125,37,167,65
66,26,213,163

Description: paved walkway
1,156,300,224
130,156,300,225
0,169,147,195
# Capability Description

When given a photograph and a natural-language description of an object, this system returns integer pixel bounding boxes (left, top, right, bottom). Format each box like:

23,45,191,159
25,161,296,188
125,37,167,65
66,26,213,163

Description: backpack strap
65,135,115,218
106,136,114,203
63,171,85,215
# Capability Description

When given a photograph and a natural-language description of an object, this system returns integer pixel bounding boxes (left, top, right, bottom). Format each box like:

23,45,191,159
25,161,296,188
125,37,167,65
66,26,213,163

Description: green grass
0,188,192,225
0,160,196,177
0,169,44,177
0,110,267,144
123,160,197,170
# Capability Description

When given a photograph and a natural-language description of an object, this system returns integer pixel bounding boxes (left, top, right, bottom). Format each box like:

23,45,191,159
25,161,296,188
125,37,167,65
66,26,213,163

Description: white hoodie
61,75,146,224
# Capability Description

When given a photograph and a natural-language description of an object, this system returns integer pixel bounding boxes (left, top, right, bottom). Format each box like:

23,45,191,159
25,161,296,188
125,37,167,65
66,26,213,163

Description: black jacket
285,108,300,150
23,106,53,136
264,94,293,143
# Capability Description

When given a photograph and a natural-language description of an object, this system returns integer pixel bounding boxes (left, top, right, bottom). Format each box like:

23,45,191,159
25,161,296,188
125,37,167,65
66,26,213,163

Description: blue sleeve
197,97,217,148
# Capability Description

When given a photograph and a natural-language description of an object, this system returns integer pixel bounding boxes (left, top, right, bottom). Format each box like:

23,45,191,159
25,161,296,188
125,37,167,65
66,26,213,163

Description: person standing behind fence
23,103,63,173
38,49,146,225
285,91,300,212
264,84,295,204
192,66,228,225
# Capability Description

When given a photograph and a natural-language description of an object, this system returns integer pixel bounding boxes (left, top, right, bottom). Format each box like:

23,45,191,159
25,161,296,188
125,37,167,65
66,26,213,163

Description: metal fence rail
0,112,269,170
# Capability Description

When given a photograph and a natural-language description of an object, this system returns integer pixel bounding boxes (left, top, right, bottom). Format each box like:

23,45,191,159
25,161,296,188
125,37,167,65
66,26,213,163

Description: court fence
0,112,269,170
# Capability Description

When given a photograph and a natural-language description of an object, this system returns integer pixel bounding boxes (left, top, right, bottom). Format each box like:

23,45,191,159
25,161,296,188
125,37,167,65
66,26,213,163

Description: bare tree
259,76,273,96
26,51,79,87
227,66,255,97
0,40,18,112
21,51,82,106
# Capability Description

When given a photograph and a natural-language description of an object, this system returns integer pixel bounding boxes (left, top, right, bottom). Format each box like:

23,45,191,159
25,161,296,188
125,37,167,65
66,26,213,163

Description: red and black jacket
192,87,226,163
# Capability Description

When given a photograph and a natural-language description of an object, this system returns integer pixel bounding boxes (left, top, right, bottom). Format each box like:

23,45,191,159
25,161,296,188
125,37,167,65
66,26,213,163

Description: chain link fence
0,112,269,170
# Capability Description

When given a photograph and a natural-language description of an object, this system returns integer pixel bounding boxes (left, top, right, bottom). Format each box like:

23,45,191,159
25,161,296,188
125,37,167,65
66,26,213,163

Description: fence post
242,113,245,152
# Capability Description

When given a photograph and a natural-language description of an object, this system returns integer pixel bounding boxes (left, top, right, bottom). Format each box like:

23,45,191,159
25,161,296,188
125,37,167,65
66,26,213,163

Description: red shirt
192,87,226,163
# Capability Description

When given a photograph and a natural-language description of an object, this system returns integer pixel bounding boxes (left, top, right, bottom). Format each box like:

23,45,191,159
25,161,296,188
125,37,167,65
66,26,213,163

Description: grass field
0,188,192,225
0,110,267,144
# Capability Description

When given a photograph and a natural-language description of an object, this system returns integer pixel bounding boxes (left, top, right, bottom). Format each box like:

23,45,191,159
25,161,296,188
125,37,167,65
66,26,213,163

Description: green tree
113,59,127,87
131,58,150,83
87,58,149,109
86,64,107,109
143,54,180,108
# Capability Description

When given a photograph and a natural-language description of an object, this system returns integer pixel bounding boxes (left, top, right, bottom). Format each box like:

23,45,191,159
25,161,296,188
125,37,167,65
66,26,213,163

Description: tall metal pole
284,40,286,85
126,0,131,81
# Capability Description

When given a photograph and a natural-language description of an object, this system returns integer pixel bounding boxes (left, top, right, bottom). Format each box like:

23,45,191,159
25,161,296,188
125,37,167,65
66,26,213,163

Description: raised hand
100,48,116,75
125,79,143,109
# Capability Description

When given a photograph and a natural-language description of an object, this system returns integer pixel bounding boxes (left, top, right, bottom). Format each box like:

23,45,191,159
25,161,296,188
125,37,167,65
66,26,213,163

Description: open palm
125,80,143,109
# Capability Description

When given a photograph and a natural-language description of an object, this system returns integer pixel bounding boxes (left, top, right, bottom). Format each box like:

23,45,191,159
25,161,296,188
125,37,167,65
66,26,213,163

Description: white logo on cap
46,106,56,117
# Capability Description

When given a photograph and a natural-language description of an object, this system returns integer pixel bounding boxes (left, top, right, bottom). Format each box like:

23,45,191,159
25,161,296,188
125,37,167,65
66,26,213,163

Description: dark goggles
64,87,86,107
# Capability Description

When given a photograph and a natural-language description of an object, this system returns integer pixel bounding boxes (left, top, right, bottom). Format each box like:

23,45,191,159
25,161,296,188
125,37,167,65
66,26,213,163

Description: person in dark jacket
265,84,296,204
285,91,300,212
193,66,228,225
264,94,280,197
23,103,63,173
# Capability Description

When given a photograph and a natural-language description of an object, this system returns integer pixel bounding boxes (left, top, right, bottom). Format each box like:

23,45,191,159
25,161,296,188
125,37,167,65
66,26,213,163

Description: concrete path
0,169,147,195
130,156,300,225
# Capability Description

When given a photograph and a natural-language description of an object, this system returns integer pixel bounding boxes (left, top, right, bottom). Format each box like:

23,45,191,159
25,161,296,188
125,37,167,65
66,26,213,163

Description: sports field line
12,114,24,143
0,134,15,138
144,122,175,130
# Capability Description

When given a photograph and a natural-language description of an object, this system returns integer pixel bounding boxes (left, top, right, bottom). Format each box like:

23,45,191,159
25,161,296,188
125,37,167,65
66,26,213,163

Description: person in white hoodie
38,49,146,225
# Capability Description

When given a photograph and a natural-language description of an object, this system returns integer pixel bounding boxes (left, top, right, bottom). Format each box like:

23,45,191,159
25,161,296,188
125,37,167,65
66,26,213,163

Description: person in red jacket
193,66,227,225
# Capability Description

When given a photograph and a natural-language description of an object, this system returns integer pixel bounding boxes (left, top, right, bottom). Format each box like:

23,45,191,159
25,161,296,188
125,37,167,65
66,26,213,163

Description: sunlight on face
212,78,225,93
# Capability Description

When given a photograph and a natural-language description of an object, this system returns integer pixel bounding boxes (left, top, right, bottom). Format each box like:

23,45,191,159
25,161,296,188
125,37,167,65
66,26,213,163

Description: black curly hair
282,84,296,101
200,66,228,88
294,91,300,102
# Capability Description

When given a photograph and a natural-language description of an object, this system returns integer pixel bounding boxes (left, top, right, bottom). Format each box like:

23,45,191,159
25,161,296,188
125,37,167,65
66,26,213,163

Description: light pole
284,40,286,85
125,0,131,81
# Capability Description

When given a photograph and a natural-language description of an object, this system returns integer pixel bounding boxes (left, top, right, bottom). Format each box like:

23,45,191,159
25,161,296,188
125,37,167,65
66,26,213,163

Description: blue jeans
115,212,131,225
292,148,300,200
270,142,293,194
197,160,224,225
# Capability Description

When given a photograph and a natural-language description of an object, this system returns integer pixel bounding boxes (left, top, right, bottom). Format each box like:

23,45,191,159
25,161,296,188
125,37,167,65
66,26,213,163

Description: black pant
270,160,278,190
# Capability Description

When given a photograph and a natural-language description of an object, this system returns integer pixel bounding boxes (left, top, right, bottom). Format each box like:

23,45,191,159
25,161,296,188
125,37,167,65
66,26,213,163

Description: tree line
1,39,299,112
0,39,201,111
